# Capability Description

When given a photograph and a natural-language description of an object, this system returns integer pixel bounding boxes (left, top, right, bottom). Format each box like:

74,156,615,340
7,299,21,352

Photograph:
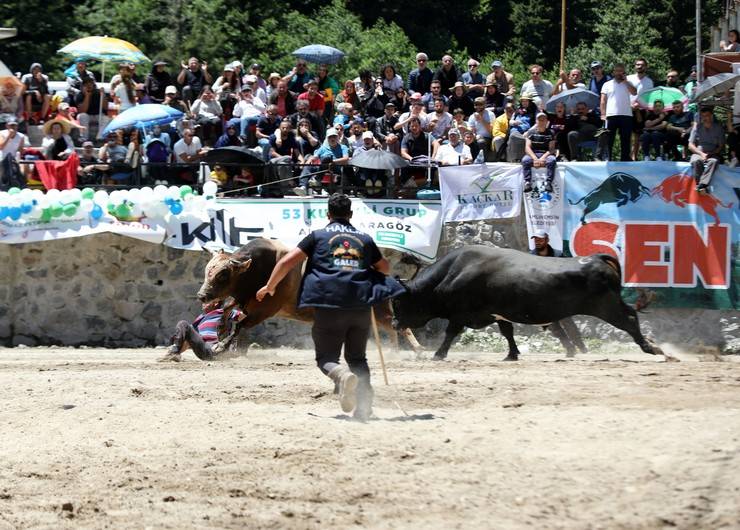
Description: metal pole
696,0,703,82
560,0,567,72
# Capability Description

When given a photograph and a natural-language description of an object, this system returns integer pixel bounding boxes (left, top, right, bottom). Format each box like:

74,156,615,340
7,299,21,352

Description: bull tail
399,253,424,280
634,288,656,313
640,185,652,197
568,195,586,206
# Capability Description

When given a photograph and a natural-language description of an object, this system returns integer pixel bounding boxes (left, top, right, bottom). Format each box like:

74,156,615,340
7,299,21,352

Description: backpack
146,139,169,164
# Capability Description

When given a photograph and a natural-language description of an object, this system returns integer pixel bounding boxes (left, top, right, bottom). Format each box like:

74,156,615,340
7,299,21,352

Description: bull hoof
502,354,519,362
432,355,447,361
663,353,680,363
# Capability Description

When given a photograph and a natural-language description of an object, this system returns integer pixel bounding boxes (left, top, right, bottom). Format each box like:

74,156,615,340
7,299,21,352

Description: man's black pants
172,320,214,360
312,307,371,379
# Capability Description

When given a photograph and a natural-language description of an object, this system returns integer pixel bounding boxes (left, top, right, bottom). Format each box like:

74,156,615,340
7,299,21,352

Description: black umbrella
350,149,409,170
204,146,265,166
691,72,740,102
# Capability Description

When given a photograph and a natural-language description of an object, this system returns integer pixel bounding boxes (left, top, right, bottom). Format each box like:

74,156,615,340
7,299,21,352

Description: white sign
439,163,522,222
0,215,165,245
161,198,444,261
522,165,565,252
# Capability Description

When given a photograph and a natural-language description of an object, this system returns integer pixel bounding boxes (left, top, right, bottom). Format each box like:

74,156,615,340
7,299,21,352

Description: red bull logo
652,173,734,225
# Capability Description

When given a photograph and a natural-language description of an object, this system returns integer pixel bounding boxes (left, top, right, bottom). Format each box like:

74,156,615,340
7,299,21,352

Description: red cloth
34,151,79,190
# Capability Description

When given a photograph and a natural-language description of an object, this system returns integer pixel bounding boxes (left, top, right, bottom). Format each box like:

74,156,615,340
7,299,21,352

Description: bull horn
229,258,252,271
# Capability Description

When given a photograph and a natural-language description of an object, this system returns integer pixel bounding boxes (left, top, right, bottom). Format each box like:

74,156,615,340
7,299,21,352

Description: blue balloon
0,206,7,220
21,202,33,214
9,207,22,221
169,201,183,215
164,197,173,205
91,204,103,220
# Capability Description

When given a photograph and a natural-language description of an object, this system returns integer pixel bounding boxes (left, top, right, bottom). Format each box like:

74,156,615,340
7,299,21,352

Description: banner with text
161,198,444,261
563,162,739,309
439,163,522,222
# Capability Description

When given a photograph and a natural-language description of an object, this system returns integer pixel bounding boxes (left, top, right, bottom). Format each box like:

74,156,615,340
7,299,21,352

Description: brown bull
197,238,422,351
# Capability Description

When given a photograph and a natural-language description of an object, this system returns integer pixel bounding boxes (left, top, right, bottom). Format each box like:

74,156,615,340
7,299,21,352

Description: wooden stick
560,0,567,72
370,307,389,385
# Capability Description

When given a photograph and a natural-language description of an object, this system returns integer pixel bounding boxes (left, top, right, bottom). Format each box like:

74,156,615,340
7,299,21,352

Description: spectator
269,80,297,118
21,63,51,124
451,108,469,133
628,58,654,160
448,81,474,118
266,72,281,100
483,82,505,116
212,65,241,118
65,61,96,104
243,74,267,105
684,65,699,112
374,102,401,154
567,101,604,161
346,119,366,155
379,64,404,98
395,99,428,134
163,85,189,115
144,60,172,104
333,102,354,132
492,102,515,161
467,97,494,161
720,29,740,52
400,116,431,161
173,128,205,182
113,63,138,112
689,107,725,193
248,63,267,93
76,77,108,143
214,122,243,148
520,64,553,110
231,84,266,144
428,97,453,140
434,128,471,166
77,140,104,185
135,84,153,105
317,64,340,122
98,131,131,184
297,78,325,116
110,63,142,85
353,130,385,195
296,117,320,157
177,57,213,104
433,55,461,95
587,61,611,111
640,100,668,160
665,69,682,90
269,120,303,193
354,69,375,104
365,78,389,120
600,63,637,161
209,164,229,188
283,60,312,94
392,86,411,114
486,60,516,99
41,118,75,160
665,100,693,160
0,78,23,127
461,59,485,98
552,69,585,96
547,101,569,159
463,128,482,163
408,52,434,96
506,93,537,162
334,80,360,115
289,99,324,142
421,80,447,114
0,119,26,162
301,127,349,193
522,112,557,194
256,104,282,161
191,85,223,146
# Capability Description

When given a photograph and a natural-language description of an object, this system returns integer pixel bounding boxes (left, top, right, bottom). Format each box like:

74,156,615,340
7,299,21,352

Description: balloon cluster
0,183,219,224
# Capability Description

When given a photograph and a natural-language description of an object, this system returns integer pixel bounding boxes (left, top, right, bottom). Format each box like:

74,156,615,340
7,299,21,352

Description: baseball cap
251,63,262,70
362,130,374,139
223,65,235,72
82,140,94,147
590,61,603,69
326,128,339,137
6,118,18,126
448,128,461,137
240,84,252,92
531,229,548,239
165,85,177,94
536,112,548,119
491,60,503,68
384,102,396,109
244,74,257,83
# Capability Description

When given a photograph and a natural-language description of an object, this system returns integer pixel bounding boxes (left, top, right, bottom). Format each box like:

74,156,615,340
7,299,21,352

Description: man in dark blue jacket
256,194,403,420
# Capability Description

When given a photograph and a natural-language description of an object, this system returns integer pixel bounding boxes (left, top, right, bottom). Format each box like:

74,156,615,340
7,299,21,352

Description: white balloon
130,204,143,218
167,186,181,201
202,181,218,197
140,186,153,196
69,188,82,201
46,189,61,200
153,185,168,198
80,199,95,213
93,190,109,204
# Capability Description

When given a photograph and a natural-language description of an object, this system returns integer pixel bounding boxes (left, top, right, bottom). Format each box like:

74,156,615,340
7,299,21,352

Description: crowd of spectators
0,45,738,195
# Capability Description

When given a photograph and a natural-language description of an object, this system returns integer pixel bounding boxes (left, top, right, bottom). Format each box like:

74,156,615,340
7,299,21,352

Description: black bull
391,246,669,361
569,172,651,224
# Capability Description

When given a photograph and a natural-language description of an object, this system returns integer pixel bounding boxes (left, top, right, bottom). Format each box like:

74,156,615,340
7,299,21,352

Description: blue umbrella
292,44,345,65
546,87,600,113
102,104,183,135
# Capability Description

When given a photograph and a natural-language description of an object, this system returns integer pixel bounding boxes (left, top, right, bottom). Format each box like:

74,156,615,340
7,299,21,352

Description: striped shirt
193,308,242,344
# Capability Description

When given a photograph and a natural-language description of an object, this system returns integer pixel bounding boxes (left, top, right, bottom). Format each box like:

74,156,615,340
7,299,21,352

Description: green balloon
63,203,77,217
40,208,52,222
180,185,193,198
81,188,95,200
107,203,115,214
7,187,20,195
51,204,63,217
115,203,131,218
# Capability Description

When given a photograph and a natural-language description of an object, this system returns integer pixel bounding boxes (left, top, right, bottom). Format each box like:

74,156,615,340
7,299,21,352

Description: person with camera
177,57,213,105
230,84,266,145
599,63,637,161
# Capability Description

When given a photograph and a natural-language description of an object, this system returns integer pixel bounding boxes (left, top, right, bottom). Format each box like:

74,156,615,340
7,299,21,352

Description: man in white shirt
428,97,453,140
434,128,471,165
520,64,554,110
467,97,495,161
174,128,205,162
600,63,637,161
0,120,26,162
627,58,654,159
230,85,266,139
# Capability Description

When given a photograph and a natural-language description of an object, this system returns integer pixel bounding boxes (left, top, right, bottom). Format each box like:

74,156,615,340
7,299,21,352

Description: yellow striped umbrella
58,36,150,65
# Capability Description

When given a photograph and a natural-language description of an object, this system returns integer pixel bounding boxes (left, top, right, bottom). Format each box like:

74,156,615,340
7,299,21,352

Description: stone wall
0,212,737,352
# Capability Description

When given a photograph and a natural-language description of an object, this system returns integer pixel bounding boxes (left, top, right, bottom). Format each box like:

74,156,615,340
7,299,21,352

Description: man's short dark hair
328,193,352,218
408,116,421,126
672,100,683,106
700,106,713,114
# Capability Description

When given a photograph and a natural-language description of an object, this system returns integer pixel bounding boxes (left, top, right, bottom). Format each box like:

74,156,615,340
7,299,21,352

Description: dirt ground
0,344,739,530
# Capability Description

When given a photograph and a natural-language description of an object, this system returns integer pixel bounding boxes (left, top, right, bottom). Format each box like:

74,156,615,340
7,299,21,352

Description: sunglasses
417,59,427,63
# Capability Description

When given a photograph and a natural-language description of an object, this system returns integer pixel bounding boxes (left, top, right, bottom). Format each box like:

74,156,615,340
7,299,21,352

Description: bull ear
207,247,230,257
229,258,252,274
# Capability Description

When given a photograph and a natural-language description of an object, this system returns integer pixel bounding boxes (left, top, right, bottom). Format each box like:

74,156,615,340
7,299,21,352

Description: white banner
522,165,565,253
0,215,165,245
439,163,522,222
161,198,444,261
